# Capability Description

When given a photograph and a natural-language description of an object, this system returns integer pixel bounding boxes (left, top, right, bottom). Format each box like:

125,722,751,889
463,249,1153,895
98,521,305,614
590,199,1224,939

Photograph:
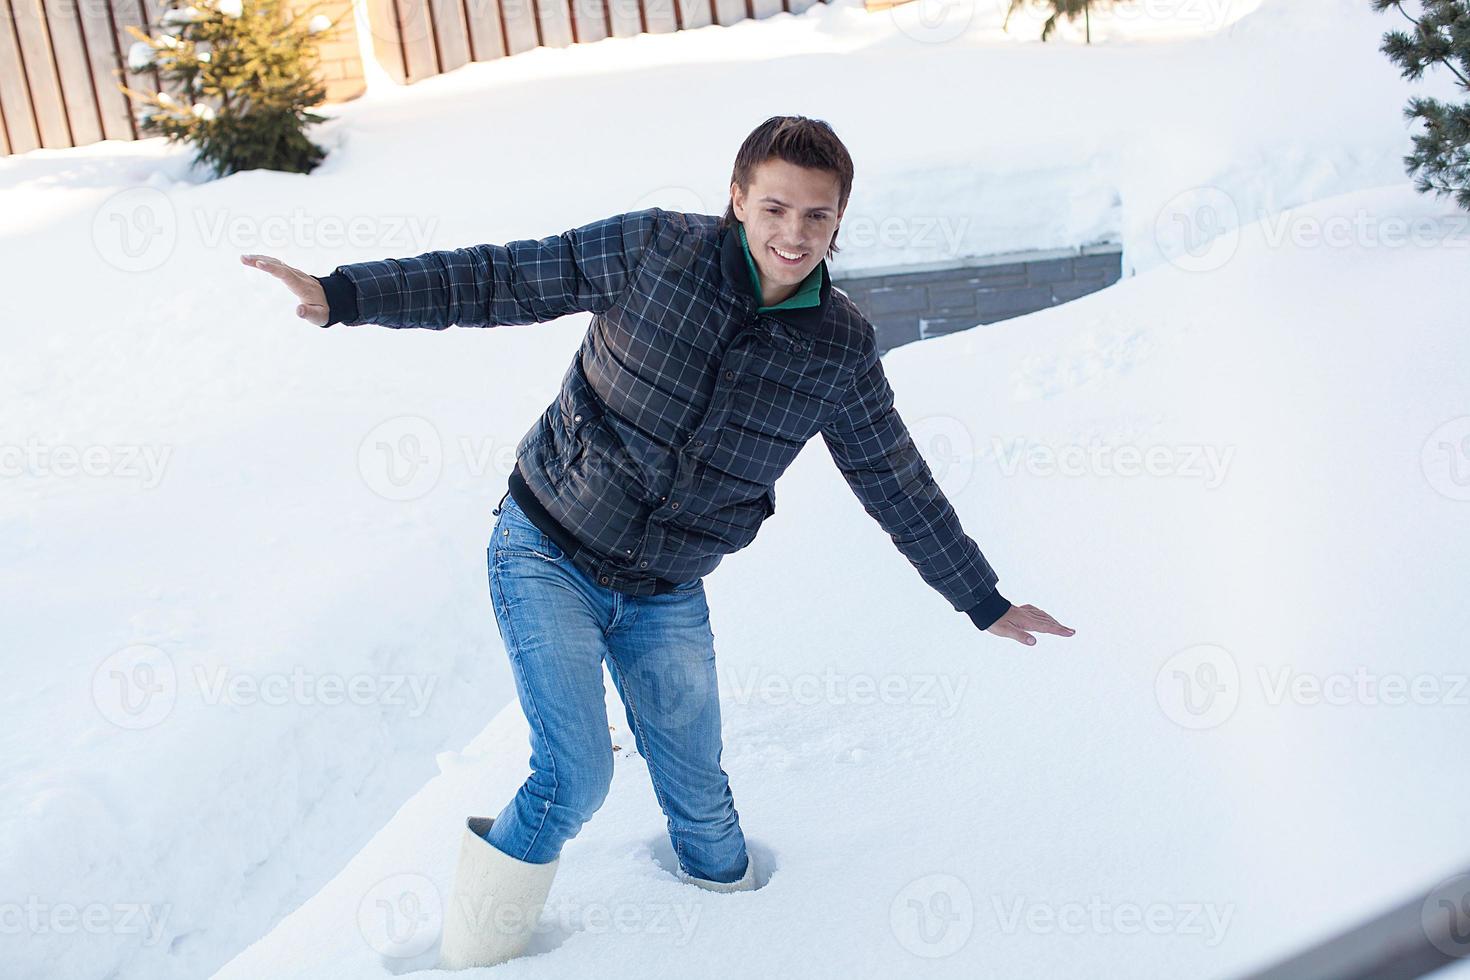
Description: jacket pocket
555,378,599,470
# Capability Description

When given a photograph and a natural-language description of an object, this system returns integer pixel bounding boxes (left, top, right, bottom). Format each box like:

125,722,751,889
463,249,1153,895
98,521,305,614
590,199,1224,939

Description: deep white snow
2,1,1467,978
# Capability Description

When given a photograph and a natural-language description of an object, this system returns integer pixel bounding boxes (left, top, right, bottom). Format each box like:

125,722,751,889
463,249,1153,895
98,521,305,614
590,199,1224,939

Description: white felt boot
437,817,559,970
677,856,756,893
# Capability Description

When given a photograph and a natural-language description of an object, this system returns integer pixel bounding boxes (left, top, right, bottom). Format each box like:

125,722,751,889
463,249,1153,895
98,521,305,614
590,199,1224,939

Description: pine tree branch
1384,2,1470,88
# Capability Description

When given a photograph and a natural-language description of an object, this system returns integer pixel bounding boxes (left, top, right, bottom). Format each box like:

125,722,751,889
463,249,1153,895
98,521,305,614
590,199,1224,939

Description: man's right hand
241,253,331,327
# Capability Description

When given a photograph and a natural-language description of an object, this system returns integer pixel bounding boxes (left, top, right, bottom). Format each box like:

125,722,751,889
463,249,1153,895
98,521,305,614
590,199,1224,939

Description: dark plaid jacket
317,208,1010,629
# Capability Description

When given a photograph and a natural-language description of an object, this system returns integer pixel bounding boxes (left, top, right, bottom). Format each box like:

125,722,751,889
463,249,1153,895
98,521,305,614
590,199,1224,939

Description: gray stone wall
832,245,1123,354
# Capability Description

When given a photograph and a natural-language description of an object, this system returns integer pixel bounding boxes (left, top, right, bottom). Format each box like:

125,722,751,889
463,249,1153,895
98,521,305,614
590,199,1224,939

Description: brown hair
720,115,854,259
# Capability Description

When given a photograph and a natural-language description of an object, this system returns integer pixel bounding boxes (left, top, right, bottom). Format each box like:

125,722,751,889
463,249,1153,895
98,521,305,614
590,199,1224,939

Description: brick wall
832,245,1123,354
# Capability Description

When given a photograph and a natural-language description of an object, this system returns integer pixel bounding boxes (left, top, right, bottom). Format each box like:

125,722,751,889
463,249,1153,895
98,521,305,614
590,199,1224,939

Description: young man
243,115,1073,969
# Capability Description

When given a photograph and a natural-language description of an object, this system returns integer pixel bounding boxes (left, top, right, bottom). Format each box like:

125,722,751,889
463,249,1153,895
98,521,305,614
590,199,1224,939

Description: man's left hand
987,604,1075,646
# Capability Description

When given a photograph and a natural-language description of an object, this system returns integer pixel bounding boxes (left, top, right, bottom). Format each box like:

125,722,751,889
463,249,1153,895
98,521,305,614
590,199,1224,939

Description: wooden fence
0,0,826,157
364,0,825,86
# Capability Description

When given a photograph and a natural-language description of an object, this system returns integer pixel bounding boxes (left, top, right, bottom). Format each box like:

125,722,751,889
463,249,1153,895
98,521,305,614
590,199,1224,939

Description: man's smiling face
730,157,843,305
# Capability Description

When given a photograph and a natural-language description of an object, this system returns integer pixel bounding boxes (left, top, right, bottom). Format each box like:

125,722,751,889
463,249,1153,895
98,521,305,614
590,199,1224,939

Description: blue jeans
480,493,750,884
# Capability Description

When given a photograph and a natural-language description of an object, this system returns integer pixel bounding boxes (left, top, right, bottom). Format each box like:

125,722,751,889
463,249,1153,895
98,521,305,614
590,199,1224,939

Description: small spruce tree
1372,0,1470,211
120,0,344,177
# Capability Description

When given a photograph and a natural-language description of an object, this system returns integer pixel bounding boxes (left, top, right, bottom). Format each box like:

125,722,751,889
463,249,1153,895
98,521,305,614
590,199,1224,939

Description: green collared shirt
737,222,824,312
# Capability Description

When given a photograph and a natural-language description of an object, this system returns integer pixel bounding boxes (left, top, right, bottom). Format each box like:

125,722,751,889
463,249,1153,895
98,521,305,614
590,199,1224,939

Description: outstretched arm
243,208,668,330
819,336,1074,646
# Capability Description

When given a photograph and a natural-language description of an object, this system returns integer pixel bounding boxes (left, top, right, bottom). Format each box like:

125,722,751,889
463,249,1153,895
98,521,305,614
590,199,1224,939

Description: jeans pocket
493,500,566,563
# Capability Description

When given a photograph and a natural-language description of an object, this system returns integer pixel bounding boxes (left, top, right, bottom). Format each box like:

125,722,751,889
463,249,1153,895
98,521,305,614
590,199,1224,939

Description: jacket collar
718,221,831,335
